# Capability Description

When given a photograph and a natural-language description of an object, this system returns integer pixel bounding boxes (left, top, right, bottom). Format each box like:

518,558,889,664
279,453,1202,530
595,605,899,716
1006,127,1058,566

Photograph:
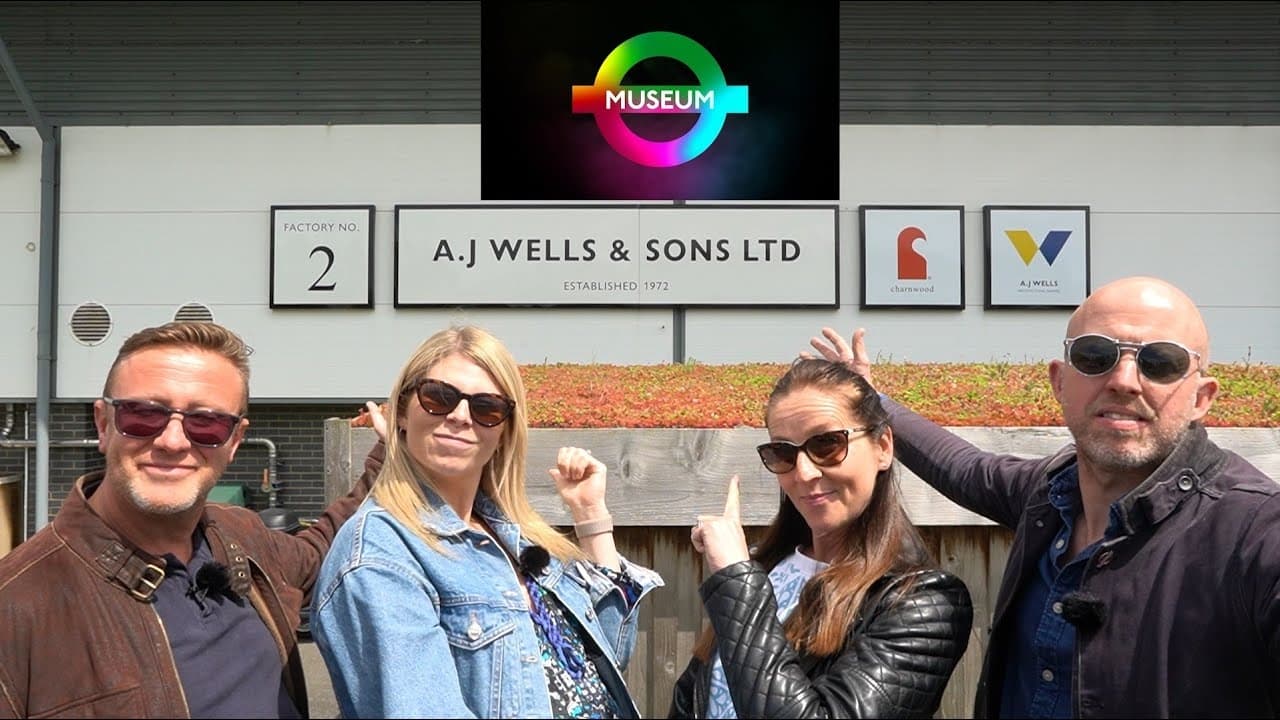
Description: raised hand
691,475,750,574
804,326,875,387
549,446,609,522
367,401,389,441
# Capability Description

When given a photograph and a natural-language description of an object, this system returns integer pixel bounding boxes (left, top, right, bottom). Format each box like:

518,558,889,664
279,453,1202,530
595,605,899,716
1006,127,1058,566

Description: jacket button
586,609,595,620
1035,519,1045,528
1177,476,1194,491
467,622,482,640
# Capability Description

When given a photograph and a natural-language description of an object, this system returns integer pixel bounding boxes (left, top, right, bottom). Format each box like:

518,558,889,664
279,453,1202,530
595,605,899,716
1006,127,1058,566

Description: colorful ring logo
572,32,749,168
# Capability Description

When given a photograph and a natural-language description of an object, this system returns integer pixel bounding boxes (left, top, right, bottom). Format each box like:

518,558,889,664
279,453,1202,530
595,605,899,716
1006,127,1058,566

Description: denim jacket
311,489,663,718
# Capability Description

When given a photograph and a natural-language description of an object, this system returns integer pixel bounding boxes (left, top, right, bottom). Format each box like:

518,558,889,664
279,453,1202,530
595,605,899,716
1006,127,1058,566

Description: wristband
574,515,614,538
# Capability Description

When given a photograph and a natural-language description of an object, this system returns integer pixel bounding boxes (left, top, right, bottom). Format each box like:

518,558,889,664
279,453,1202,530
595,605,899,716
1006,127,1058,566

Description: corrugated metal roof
1,0,1277,125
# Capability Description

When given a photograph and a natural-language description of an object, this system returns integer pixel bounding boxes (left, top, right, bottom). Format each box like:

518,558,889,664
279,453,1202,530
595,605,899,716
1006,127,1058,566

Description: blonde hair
371,325,581,560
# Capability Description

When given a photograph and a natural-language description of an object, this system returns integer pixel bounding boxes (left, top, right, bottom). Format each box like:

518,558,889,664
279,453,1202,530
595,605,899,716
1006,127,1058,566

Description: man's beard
111,457,211,515
1072,420,1184,476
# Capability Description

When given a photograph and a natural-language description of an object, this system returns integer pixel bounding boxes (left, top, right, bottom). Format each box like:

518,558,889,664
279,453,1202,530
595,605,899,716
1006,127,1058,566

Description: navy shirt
998,465,1123,719
153,529,300,719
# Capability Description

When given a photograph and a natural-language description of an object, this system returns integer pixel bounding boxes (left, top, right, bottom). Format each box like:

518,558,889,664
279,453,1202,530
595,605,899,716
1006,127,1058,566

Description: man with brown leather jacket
0,321,382,718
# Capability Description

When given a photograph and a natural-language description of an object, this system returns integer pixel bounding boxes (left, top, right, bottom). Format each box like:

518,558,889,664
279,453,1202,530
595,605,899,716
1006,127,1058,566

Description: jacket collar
413,484,565,580
1109,423,1226,535
53,472,169,602
416,486,526,551
1070,420,1218,532
51,471,251,602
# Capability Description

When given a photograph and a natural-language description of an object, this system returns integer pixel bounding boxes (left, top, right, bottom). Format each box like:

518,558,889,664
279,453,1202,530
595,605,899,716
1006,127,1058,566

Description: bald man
809,276,1280,719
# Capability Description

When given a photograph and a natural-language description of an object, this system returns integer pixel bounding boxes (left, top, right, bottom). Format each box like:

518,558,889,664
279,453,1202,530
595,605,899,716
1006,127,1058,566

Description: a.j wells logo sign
571,31,749,167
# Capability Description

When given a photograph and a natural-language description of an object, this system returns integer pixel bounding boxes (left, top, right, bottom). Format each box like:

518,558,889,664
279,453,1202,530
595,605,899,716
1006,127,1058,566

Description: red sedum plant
354,362,1280,428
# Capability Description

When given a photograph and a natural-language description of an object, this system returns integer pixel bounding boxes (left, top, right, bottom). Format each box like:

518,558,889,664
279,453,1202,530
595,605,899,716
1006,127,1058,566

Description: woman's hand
691,476,750,574
805,326,875,388
549,446,609,522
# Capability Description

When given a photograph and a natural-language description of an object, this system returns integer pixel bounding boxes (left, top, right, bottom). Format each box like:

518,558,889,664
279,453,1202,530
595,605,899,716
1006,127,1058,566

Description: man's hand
367,401,389,441
805,326,875,388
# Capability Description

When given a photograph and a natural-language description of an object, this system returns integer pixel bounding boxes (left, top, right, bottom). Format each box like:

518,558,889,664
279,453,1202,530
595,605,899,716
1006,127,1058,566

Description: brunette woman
670,358,973,718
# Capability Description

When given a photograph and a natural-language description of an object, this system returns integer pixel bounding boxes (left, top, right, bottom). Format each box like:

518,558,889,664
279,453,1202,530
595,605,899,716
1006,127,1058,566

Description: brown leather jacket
0,440,383,719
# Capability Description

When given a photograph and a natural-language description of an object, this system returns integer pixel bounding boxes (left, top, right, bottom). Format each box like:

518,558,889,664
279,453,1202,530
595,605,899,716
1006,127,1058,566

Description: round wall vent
173,302,215,323
69,302,112,346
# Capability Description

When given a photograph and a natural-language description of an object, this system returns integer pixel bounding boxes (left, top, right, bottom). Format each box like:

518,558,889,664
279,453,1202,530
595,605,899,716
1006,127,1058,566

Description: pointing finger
723,475,741,521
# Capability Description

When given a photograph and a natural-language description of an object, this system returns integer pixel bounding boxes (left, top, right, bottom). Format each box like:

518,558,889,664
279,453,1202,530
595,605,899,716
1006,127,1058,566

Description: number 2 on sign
309,246,337,291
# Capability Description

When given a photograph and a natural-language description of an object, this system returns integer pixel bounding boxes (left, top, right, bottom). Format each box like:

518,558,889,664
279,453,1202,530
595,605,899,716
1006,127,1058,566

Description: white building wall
10,123,1277,400
694,125,1280,365
0,127,42,399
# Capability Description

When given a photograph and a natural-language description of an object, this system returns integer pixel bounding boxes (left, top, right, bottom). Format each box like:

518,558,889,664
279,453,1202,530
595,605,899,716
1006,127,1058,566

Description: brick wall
221,402,366,519
0,401,365,539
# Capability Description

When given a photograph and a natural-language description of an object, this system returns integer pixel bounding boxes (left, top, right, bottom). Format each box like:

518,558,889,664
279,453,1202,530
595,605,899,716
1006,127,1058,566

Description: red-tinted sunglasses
104,397,242,448
416,379,515,428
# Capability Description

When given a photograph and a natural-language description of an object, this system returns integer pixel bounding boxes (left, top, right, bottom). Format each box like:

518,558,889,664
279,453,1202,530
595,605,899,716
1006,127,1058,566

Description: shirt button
1041,669,1055,682
1055,538,1066,549
524,654,538,663
1035,519,1045,528
1052,602,1064,615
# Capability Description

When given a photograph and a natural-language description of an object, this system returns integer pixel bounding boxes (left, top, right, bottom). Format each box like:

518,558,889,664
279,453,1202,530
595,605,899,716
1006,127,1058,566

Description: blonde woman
312,326,662,718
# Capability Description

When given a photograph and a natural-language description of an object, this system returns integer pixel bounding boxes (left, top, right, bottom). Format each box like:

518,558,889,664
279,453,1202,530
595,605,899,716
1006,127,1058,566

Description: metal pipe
1,404,14,440
0,439,97,449
241,437,279,506
0,36,49,137
33,132,59,532
2,35,60,532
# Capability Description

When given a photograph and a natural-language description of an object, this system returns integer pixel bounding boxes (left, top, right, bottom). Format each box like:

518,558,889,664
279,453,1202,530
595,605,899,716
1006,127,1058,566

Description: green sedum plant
517,362,1280,428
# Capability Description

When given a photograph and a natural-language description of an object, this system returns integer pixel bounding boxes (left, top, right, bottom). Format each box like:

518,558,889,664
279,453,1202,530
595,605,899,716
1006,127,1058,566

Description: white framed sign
984,205,1090,309
270,205,375,308
393,204,839,307
859,205,964,309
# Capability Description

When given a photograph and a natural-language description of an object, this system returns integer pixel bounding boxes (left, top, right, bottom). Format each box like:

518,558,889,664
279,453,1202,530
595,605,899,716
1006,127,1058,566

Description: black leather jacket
668,562,973,719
